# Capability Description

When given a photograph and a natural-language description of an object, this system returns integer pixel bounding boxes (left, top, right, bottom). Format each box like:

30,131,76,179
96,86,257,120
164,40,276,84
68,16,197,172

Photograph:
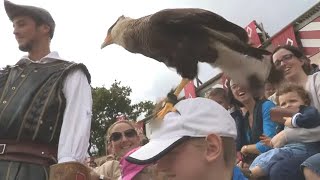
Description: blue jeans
267,143,320,180
301,153,320,176
268,156,307,180
249,148,280,173
250,143,316,174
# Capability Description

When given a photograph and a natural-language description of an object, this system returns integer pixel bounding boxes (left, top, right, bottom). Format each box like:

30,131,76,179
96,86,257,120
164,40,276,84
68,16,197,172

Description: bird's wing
149,8,248,43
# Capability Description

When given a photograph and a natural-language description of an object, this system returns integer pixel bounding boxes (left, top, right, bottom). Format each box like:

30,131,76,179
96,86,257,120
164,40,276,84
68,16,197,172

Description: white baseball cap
126,97,237,165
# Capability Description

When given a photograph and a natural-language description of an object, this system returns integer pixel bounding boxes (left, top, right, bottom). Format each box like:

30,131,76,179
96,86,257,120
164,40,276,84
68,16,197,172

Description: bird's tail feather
211,41,272,86
203,26,270,60
245,46,271,59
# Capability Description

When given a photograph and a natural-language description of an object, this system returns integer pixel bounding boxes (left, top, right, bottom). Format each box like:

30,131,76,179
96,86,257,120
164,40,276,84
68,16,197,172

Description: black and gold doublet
0,59,90,180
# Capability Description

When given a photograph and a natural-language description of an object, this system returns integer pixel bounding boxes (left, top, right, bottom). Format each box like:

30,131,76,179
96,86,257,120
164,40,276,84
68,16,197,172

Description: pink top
120,147,150,180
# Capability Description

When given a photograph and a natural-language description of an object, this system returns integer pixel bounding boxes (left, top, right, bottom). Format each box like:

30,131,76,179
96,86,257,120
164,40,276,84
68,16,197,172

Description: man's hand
270,107,298,124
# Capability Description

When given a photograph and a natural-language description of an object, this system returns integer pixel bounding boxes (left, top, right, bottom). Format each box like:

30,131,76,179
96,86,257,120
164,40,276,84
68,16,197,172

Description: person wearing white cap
126,97,247,180
1,1,92,179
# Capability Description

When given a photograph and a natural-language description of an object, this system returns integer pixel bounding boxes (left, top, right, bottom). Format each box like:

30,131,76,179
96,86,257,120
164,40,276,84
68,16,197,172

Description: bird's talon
156,103,177,119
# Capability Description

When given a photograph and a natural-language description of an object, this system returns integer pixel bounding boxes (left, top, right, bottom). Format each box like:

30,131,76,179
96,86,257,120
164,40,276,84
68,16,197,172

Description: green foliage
90,80,154,156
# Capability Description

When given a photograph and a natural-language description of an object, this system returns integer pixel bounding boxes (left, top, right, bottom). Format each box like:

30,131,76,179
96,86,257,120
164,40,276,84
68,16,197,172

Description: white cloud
0,0,319,104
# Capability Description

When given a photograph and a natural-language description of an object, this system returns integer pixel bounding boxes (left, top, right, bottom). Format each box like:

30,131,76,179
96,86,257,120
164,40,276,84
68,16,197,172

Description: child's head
206,87,230,109
264,81,276,98
276,83,310,109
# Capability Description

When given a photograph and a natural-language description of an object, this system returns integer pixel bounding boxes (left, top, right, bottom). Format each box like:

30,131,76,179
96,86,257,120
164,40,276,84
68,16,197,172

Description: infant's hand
284,117,293,128
259,134,273,147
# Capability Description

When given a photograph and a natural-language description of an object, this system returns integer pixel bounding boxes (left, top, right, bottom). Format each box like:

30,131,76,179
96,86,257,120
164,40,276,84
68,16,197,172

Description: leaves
90,80,155,156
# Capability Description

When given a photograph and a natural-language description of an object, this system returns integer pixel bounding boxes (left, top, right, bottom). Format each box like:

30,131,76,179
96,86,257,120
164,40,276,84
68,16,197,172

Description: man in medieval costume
0,1,93,179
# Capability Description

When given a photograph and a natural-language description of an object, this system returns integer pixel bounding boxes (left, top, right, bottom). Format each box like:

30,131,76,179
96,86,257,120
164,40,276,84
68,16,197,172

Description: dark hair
33,17,54,39
206,87,230,103
226,79,244,107
271,45,311,75
276,83,311,106
226,79,266,108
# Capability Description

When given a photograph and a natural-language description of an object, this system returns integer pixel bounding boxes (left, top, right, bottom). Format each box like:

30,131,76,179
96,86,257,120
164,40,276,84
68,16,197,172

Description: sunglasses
109,129,137,142
274,54,294,68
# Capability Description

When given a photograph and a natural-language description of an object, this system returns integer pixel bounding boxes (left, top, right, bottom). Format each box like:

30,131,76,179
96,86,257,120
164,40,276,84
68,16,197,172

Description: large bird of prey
101,8,272,118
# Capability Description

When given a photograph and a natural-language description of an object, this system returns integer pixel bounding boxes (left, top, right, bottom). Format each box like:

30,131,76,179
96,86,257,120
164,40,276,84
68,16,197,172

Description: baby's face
278,91,305,109
264,83,275,98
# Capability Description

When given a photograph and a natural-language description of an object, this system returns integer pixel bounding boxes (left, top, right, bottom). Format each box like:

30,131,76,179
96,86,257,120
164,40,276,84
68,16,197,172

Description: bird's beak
101,35,113,49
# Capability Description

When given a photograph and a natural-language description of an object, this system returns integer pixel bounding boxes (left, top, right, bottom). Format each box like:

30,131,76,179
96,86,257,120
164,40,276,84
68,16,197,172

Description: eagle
101,8,272,118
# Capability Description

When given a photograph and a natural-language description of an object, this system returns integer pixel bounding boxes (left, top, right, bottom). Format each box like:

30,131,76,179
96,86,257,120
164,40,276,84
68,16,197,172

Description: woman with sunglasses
90,120,141,180
268,45,320,180
107,120,141,159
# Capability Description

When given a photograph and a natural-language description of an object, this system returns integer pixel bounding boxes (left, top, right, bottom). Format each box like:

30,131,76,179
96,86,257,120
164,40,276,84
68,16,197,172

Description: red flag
245,21,262,47
298,17,320,57
220,73,230,90
184,81,196,98
271,25,298,47
135,121,145,136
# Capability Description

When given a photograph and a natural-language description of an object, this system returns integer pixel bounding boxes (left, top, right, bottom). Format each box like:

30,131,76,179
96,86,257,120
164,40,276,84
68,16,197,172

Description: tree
90,80,154,156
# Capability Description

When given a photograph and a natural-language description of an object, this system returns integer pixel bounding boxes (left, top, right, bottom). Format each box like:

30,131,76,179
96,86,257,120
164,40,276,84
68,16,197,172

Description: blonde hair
275,83,311,106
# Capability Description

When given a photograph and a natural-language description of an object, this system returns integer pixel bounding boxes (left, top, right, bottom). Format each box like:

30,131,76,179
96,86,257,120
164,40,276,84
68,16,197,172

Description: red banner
220,73,230,90
184,81,196,98
271,25,298,47
298,16,320,57
135,121,145,136
245,20,262,47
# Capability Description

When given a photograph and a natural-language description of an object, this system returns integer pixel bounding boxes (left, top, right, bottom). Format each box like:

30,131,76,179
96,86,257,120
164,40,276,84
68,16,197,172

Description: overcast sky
1,0,319,104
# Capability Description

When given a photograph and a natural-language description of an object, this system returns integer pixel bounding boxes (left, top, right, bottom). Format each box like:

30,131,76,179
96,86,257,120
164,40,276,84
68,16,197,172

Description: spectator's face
230,81,252,104
264,83,275,98
109,123,140,157
209,95,229,110
13,16,47,52
278,91,305,109
272,49,304,80
157,138,208,180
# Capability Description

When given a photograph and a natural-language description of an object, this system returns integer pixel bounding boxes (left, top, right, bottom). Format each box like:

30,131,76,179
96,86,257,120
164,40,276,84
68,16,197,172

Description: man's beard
18,42,33,52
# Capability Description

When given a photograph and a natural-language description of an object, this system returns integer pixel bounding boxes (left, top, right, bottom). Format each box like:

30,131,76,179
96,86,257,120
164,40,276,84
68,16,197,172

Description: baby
247,83,320,178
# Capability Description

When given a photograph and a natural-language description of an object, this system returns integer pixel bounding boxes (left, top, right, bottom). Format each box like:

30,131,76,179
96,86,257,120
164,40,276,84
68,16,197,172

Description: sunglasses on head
110,129,137,142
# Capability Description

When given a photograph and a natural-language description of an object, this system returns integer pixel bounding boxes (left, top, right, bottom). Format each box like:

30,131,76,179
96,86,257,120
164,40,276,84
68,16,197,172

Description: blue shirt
233,166,248,180
246,101,277,153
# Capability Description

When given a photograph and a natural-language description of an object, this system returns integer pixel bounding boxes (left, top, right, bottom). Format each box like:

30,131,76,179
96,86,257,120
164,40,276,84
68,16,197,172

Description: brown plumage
101,8,271,89
101,8,275,119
